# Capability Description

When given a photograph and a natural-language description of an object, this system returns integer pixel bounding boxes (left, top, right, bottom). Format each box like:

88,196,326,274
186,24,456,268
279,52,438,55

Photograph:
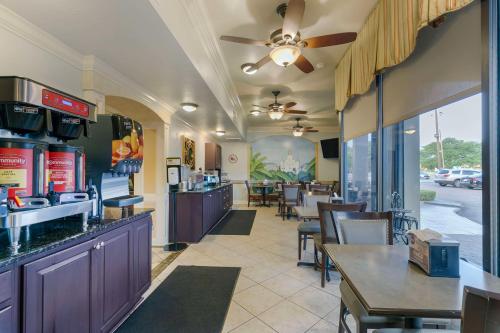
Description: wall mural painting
182,136,196,170
250,136,316,182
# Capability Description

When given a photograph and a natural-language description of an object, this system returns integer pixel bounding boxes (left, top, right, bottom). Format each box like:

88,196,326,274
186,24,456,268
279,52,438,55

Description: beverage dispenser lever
47,181,60,206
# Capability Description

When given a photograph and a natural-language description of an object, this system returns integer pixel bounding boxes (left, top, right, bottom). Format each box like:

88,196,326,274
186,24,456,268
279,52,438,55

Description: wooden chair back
317,202,367,244
282,184,300,203
332,211,393,245
461,286,500,333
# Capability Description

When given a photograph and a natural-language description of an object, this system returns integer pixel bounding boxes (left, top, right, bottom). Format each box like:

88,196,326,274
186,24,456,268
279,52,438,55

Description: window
345,133,377,211
382,94,483,266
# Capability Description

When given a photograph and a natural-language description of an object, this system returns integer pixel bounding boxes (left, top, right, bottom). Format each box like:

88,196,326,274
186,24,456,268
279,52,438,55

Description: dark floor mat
209,210,256,235
116,266,240,333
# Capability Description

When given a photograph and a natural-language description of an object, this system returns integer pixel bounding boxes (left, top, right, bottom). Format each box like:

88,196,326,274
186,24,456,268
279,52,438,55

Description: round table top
253,184,274,188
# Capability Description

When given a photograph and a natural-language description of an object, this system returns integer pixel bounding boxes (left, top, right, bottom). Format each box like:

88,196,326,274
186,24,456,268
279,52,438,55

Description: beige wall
143,128,157,194
220,142,249,204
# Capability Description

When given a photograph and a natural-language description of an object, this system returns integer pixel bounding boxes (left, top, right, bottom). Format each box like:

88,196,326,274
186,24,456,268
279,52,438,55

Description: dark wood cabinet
205,142,222,170
171,184,233,243
21,215,152,333
0,268,17,333
133,217,152,302
93,224,134,333
24,239,95,333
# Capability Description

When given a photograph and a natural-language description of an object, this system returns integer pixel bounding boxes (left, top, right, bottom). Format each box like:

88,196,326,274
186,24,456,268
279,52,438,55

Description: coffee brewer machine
72,114,144,215
0,76,98,251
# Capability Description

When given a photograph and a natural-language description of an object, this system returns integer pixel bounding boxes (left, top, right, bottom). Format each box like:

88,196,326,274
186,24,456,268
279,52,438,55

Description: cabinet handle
93,241,105,250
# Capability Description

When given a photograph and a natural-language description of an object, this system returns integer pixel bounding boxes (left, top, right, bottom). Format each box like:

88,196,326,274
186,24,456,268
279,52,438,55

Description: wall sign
228,153,238,164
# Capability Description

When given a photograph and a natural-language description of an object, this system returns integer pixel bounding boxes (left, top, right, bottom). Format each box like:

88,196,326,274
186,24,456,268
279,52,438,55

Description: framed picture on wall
182,136,196,170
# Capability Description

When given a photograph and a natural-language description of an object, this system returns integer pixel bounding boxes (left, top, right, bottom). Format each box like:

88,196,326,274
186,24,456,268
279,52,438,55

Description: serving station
0,77,153,333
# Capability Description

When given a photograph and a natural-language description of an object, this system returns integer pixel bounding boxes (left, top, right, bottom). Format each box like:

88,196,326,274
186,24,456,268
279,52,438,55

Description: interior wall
168,117,206,171
220,142,249,204
0,18,83,97
143,128,157,194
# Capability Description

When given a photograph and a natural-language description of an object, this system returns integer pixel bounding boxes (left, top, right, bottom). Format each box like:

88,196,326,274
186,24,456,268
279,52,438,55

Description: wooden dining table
324,244,500,330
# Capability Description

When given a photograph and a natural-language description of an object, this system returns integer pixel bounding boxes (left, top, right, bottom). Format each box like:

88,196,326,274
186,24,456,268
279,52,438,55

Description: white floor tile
222,301,254,333
229,318,276,333
233,285,283,315
259,300,321,333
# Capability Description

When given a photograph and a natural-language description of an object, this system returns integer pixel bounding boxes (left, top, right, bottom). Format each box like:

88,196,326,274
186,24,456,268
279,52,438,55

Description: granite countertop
0,207,154,269
171,182,232,194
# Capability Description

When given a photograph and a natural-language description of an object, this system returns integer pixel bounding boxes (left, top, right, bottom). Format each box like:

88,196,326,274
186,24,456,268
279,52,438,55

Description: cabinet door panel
0,306,13,333
134,216,152,301
93,225,133,333
24,240,94,333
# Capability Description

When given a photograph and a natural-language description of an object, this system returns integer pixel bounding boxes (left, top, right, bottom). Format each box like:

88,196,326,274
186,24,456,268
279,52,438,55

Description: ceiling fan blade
304,126,314,129
294,55,314,73
284,102,296,109
304,129,319,132
252,104,269,109
282,0,305,40
255,55,271,68
285,110,307,115
304,32,357,48
220,36,268,46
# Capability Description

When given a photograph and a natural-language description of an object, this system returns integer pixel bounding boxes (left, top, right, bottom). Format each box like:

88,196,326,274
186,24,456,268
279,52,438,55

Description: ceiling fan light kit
269,45,301,67
292,129,303,137
269,110,284,120
220,0,357,74
241,63,258,75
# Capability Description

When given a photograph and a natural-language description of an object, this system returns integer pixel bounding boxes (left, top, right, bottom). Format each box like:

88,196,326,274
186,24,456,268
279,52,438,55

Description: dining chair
275,181,284,214
281,184,300,220
309,184,330,192
296,192,330,258
332,211,394,246
314,202,367,287
244,180,261,207
333,211,405,333
372,286,500,333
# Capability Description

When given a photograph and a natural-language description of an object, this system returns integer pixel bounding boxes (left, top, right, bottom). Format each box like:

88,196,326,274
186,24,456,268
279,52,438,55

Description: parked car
434,169,481,187
461,174,483,189
420,171,430,179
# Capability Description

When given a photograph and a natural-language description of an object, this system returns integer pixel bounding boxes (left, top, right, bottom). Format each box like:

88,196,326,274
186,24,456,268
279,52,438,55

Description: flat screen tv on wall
320,138,339,158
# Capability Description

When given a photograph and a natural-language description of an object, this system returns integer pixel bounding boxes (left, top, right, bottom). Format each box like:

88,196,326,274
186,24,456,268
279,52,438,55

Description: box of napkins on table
407,229,460,278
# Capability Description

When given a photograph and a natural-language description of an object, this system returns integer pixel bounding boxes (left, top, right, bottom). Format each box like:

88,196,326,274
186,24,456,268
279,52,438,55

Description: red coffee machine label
48,151,75,192
0,148,34,197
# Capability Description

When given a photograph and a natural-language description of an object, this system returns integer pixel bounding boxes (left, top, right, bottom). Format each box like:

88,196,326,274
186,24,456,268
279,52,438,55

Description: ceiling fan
251,90,307,120
220,0,357,74
288,118,318,137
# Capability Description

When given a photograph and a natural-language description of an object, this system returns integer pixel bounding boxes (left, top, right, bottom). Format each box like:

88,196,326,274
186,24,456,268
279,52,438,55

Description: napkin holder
408,233,460,278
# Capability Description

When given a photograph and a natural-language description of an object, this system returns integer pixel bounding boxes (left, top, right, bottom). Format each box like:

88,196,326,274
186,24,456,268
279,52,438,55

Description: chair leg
338,300,347,333
303,235,307,250
321,247,326,288
298,232,302,260
325,254,331,282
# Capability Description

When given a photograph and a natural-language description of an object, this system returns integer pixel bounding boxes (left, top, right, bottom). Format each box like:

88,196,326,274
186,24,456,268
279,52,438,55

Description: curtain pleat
351,5,380,96
334,0,474,111
334,47,352,112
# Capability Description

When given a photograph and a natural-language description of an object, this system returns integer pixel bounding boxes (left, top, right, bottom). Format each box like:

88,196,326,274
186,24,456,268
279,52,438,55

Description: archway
106,96,169,246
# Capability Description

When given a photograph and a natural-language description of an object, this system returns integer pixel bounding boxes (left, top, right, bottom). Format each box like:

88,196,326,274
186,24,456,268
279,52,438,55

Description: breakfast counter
170,183,233,242
0,207,153,333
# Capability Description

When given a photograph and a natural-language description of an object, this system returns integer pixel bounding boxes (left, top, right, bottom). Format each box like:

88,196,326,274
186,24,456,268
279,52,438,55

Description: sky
418,93,482,147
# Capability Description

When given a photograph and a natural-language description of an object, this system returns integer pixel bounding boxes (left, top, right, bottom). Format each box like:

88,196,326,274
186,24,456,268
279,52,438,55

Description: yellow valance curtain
334,0,474,111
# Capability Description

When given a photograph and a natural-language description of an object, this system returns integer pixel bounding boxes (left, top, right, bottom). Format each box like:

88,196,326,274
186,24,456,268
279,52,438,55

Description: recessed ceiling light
241,63,258,75
250,110,261,116
181,103,198,112
215,130,226,136
316,62,325,69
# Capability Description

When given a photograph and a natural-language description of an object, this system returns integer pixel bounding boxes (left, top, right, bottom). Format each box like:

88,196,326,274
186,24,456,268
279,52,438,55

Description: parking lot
420,179,482,224
420,178,482,266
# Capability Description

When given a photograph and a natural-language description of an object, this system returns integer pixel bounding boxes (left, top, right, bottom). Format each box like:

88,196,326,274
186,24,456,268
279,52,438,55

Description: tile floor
146,205,356,333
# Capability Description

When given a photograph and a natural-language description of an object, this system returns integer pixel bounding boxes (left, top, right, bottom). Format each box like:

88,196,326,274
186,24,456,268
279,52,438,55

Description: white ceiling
1,0,376,139
0,0,243,139
205,0,377,130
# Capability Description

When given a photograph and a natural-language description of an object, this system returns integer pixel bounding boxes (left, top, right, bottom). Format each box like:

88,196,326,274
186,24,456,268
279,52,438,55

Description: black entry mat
209,210,256,235
117,266,240,333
